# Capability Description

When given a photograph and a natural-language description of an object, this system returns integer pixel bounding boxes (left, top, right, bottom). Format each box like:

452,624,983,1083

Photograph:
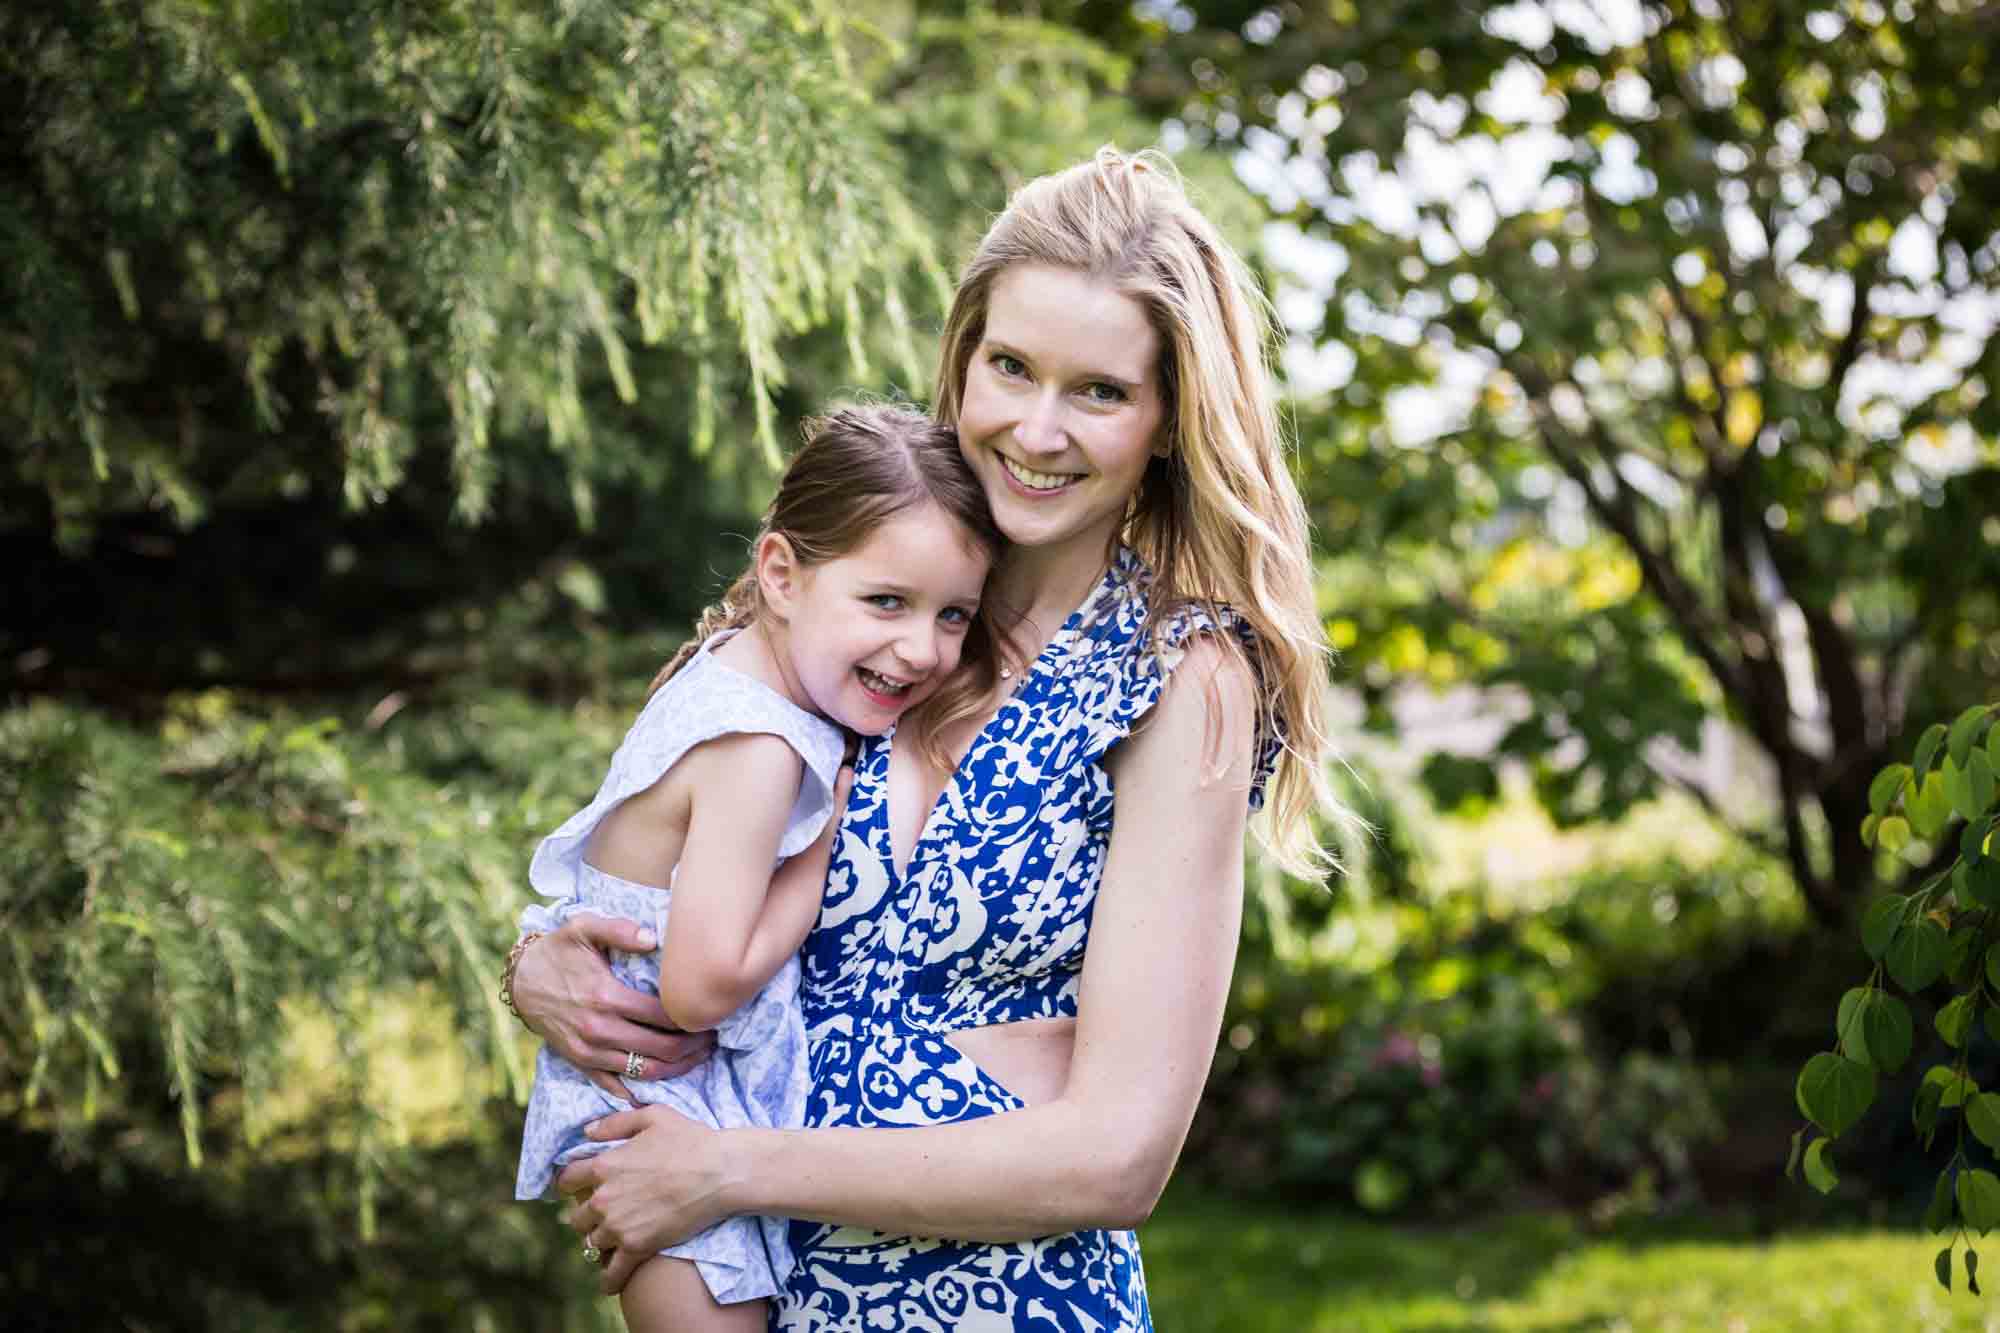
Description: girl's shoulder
639,648,845,788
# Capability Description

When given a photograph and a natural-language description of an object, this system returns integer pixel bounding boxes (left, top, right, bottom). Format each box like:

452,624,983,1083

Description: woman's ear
754,533,803,618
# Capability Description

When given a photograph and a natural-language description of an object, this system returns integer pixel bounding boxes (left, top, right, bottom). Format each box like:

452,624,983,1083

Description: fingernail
634,929,657,948
582,1122,599,1139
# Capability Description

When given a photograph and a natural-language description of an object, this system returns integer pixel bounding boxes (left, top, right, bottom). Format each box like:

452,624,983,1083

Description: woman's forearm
722,1095,1178,1241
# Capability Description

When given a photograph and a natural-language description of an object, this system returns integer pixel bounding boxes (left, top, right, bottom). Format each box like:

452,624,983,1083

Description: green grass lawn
1141,1189,2000,1332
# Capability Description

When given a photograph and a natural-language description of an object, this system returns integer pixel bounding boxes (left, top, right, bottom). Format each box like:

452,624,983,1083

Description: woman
509,147,1340,1330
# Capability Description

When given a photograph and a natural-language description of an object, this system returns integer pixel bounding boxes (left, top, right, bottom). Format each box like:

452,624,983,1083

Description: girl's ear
754,533,803,618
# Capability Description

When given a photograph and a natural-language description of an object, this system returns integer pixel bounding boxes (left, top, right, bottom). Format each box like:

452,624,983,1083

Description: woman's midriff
944,1016,1075,1107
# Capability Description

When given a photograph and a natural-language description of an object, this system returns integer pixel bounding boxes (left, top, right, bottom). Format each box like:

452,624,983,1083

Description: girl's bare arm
563,638,1256,1291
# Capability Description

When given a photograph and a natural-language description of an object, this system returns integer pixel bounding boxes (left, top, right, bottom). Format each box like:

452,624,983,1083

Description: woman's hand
511,918,715,1098
559,1105,734,1294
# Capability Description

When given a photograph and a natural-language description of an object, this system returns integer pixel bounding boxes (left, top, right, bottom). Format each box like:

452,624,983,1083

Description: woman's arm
509,917,715,1097
656,733,823,1032
562,638,1257,1291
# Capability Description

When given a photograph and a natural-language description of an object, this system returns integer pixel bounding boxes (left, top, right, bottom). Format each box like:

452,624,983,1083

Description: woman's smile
957,263,1165,560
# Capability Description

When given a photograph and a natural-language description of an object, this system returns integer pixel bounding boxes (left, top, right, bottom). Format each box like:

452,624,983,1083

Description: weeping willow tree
0,2,1151,1326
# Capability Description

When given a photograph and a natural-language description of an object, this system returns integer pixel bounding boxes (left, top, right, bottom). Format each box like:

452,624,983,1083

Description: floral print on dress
773,547,1277,1332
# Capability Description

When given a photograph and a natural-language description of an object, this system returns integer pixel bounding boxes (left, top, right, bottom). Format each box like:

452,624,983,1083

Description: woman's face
955,264,1166,566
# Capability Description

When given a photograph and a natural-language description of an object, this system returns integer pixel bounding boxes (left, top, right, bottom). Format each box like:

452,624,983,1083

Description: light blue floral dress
516,634,846,1305
772,547,1278,1332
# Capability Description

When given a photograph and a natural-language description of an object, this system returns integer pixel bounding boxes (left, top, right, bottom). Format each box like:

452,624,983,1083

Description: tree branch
1506,356,1751,706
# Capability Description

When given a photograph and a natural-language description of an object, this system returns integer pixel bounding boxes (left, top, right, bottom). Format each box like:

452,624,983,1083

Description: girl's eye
866,594,904,612
939,606,976,628
991,353,1026,378
1082,382,1128,405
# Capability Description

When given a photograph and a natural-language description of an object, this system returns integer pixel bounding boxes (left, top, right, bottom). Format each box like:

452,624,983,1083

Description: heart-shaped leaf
1797,1052,1876,1137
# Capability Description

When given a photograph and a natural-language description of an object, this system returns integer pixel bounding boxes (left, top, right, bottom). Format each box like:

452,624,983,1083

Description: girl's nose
896,624,940,673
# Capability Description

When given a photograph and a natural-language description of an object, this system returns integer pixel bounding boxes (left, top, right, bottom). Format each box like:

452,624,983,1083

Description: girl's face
768,502,991,735
955,264,1167,566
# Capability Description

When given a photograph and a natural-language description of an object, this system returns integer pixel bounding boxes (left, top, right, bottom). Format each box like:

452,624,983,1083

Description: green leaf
1961,1168,2000,1234
1796,1052,1876,1137
1949,705,1991,769
1938,1244,1954,1292
1985,1004,2000,1046
1886,917,1950,991
1928,1170,1958,1233
1917,1080,1945,1138
1939,993,1979,1049
1967,1093,2000,1152
1836,986,1867,1045
1862,992,1914,1072
1912,772,1954,841
1944,757,1970,822
1972,859,2000,912
1871,763,1913,816
1969,751,1997,821
1924,1064,1978,1108
1950,924,1984,985
1785,1127,1805,1182
1862,895,1908,960
1861,813,1880,849
1970,816,1996,864
1918,722,1949,777
1970,1247,1981,1297
1877,815,1913,854
1986,942,2000,993
1989,718,2000,772
1803,1137,1839,1194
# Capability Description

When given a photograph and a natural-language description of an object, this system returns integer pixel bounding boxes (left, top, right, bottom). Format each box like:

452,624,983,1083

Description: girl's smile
760,501,992,735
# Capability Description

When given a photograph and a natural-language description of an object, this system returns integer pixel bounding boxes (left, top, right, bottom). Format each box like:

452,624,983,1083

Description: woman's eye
1083,382,1127,405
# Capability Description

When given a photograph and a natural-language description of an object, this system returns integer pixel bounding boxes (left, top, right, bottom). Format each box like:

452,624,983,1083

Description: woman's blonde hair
933,147,1342,877
651,404,1006,767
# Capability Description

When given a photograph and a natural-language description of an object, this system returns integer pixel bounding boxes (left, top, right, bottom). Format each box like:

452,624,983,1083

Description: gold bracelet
500,931,544,1026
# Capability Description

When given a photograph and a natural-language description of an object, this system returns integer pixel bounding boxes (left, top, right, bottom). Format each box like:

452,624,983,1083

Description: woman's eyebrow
984,338,1145,391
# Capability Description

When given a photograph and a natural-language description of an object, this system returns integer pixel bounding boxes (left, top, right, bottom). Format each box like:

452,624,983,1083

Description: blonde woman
510,147,1340,1330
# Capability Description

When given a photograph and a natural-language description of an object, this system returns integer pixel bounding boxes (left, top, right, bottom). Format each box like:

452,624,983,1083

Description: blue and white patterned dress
516,634,847,1306
772,547,1277,1333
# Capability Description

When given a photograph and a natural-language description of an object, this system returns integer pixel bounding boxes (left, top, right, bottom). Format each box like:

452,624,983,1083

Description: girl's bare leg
619,1256,767,1333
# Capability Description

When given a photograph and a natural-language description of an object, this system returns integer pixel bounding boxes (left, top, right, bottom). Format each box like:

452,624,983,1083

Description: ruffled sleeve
1071,588,1281,812
524,646,848,907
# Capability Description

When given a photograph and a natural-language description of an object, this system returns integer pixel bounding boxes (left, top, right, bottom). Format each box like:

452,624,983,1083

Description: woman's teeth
1002,456,1078,491
859,668,911,696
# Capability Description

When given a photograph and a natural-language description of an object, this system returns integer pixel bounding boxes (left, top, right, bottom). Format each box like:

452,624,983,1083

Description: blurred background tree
1073,0,2000,929
2,2,1161,1326
7,0,2000,1327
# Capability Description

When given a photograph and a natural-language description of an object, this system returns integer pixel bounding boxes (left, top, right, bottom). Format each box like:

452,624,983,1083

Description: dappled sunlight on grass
1142,1189,2000,1331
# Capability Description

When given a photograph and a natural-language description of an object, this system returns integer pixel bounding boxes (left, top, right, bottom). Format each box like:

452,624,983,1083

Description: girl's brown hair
650,404,1006,765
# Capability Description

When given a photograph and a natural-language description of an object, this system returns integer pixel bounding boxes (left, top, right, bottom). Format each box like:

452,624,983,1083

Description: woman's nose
1012,392,1067,455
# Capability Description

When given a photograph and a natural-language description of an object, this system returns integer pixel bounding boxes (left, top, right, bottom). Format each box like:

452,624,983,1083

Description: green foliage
1097,0,2000,929
3,0,947,536
1792,699,2000,1289
1141,1187,2000,1331
0,686,640,1326
1198,846,1751,1216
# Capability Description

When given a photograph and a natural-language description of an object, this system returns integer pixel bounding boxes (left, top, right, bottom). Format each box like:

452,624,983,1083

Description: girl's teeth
860,669,909,695
1003,456,1076,491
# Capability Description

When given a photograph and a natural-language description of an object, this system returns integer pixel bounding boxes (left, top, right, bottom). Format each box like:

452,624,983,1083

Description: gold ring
582,1243,602,1264
625,1050,644,1079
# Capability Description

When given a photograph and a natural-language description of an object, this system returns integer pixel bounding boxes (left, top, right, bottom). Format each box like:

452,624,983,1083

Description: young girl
514,146,1343,1333
512,404,1005,1331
